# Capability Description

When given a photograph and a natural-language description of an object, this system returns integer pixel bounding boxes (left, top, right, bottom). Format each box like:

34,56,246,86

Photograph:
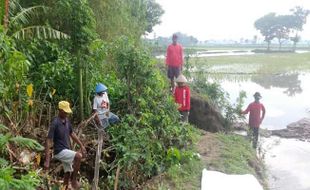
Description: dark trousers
179,111,189,123
248,126,259,148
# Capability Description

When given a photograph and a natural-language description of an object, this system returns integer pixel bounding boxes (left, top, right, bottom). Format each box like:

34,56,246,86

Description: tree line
255,6,310,51
150,32,199,47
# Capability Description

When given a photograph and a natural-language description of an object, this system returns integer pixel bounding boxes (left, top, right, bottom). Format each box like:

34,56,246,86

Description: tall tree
254,13,277,51
274,15,293,50
289,6,310,51
89,0,163,40
145,0,164,33
52,0,96,120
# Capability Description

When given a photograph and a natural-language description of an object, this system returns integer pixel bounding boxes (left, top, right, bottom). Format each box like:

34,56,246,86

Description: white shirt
93,93,110,120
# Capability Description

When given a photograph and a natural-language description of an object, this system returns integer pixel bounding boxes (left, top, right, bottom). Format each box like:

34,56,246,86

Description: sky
149,0,310,41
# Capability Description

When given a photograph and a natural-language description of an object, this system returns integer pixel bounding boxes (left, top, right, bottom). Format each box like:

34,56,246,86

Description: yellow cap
58,101,72,113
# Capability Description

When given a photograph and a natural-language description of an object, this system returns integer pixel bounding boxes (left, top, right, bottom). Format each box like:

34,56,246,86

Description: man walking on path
241,92,266,149
166,33,184,91
174,74,191,122
44,101,86,189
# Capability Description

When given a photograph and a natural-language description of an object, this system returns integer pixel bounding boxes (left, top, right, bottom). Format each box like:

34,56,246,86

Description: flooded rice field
202,51,310,190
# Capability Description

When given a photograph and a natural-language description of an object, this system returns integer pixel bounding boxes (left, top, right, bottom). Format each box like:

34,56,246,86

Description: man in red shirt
174,74,190,122
166,33,184,91
241,92,266,149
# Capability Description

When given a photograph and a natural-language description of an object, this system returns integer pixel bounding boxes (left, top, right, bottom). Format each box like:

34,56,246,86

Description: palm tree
4,0,68,39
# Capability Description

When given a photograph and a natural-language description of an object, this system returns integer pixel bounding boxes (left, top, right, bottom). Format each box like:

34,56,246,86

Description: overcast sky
149,0,310,41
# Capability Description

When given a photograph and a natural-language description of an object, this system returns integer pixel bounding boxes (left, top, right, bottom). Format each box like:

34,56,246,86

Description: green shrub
98,37,198,189
0,124,43,190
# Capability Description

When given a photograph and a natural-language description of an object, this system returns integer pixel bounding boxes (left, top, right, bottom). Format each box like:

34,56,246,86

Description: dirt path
198,131,267,189
196,131,221,168
144,131,267,190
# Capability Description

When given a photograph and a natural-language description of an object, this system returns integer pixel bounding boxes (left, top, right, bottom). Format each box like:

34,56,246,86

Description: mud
189,92,225,132
271,118,310,140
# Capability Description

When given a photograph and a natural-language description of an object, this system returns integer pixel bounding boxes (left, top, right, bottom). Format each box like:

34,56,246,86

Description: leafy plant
0,124,43,190
0,167,41,190
89,0,164,40
0,32,30,125
190,70,247,129
5,0,68,39
94,37,199,189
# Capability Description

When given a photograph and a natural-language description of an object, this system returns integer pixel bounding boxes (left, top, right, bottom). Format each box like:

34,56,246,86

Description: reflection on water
195,50,255,57
252,73,302,96
206,73,310,130
156,49,309,59
208,64,260,74
196,52,310,190
262,137,310,190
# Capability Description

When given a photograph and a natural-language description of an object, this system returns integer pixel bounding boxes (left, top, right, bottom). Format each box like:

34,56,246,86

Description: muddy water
210,71,310,190
219,73,310,130
261,137,310,190
156,49,309,59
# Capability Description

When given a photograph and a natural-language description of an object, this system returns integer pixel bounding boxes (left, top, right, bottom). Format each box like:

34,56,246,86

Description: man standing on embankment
241,92,266,149
166,33,184,91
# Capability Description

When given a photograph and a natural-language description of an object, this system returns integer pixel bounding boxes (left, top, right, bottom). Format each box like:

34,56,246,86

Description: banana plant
4,0,68,40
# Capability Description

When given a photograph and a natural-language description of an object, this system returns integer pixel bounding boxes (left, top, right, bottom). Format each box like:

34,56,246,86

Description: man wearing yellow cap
44,101,86,189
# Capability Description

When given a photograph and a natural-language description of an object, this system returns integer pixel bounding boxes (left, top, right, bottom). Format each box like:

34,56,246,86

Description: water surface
262,137,310,190
203,57,310,190
213,73,310,130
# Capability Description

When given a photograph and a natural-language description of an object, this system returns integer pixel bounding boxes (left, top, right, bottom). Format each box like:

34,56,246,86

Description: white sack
201,169,263,190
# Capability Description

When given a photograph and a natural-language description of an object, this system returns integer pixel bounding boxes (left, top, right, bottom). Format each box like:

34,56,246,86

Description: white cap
175,74,188,83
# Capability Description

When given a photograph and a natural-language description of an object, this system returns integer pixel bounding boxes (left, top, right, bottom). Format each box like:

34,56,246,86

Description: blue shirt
47,117,73,154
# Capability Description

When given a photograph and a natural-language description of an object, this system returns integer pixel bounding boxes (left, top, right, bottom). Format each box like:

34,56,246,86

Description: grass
166,159,203,190
145,132,267,190
143,153,203,190
190,52,310,74
208,133,257,174
184,44,310,51
205,133,268,189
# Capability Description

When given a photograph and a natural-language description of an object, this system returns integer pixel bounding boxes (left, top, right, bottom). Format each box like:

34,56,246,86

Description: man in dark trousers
241,92,266,149
44,101,86,189
166,33,184,91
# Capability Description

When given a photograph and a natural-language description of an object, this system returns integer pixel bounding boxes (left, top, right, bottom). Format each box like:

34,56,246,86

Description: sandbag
201,169,263,190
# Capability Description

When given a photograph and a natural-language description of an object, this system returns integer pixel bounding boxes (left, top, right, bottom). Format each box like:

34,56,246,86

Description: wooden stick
73,113,98,150
92,129,104,190
76,113,97,136
6,144,17,161
114,165,121,190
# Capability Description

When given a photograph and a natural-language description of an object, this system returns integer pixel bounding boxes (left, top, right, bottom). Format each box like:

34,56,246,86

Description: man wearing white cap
174,74,191,122
44,101,86,189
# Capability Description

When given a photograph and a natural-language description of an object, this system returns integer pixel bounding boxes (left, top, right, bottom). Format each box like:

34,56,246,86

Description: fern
0,124,8,132
0,167,41,190
0,157,8,167
0,123,42,189
0,134,11,153
10,136,44,151
0,167,13,190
